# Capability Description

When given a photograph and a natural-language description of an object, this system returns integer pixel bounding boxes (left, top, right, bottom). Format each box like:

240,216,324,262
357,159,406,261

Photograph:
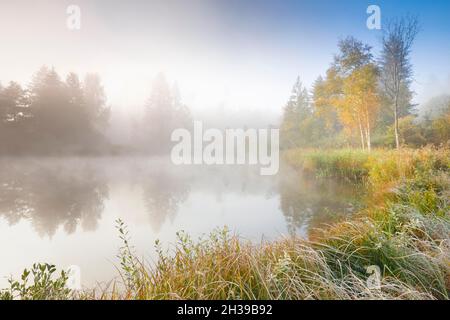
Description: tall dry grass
2,148,449,300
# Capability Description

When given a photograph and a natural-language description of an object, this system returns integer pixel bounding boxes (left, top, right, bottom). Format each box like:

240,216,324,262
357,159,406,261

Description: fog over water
0,157,364,287
1,0,448,290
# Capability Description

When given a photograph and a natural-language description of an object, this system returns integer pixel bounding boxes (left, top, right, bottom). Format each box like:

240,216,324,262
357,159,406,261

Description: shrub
0,263,72,300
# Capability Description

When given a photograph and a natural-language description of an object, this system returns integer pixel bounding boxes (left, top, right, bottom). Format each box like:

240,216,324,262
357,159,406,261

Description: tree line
0,68,191,155
281,16,450,150
0,66,110,154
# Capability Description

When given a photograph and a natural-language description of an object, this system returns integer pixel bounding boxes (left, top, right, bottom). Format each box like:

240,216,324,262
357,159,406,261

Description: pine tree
1,81,26,122
83,73,110,131
280,77,312,148
143,73,192,154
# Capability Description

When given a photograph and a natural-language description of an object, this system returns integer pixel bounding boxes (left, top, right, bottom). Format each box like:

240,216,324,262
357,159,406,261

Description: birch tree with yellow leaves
316,37,381,151
340,64,380,151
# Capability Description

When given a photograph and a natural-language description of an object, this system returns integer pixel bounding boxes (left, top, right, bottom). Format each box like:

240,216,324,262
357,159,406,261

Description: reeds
2,148,449,300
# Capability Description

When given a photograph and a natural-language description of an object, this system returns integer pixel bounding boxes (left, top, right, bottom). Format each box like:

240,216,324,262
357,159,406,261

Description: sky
0,0,449,123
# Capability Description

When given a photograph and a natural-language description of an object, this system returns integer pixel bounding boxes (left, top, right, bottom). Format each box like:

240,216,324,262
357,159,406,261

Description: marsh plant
110,149,449,300
1,148,449,300
104,148,450,300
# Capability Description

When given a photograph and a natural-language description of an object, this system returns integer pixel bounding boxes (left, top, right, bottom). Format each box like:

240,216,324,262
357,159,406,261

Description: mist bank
1,67,282,157
1,62,449,157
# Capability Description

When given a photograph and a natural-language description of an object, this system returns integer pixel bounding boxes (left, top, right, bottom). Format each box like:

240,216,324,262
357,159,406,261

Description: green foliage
285,147,450,187
0,263,71,300
115,218,145,293
280,77,315,149
284,149,370,181
374,111,450,148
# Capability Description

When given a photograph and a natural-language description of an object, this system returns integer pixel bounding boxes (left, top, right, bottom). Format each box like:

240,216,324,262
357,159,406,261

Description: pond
0,157,366,288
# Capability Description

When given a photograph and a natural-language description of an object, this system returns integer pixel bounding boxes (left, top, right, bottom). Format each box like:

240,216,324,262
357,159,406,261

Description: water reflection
0,158,364,238
140,166,190,232
0,158,367,287
0,159,108,237
278,166,365,237
137,162,278,232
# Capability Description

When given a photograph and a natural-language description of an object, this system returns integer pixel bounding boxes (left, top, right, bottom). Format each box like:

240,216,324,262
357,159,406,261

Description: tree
319,37,380,150
430,100,450,146
142,73,192,154
397,115,426,147
0,67,111,154
27,67,109,151
0,81,26,122
28,66,51,108
340,64,380,151
380,16,420,149
280,77,312,148
312,74,342,139
144,73,173,153
420,95,450,120
65,72,90,140
333,36,373,76
171,82,192,129
30,68,69,138
83,73,110,131
66,73,84,108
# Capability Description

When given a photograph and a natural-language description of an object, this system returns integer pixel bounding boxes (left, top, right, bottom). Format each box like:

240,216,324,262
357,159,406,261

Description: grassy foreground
1,148,449,300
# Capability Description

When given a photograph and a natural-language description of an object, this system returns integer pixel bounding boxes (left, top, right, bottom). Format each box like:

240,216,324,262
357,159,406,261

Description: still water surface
0,157,365,287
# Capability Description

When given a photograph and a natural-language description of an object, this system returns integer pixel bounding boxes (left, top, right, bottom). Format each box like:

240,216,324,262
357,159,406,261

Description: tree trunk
366,122,371,152
394,95,400,149
358,118,365,150
365,109,371,152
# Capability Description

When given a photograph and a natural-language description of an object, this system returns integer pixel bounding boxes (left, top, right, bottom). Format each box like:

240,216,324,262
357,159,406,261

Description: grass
284,148,371,182
284,147,450,187
1,147,449,300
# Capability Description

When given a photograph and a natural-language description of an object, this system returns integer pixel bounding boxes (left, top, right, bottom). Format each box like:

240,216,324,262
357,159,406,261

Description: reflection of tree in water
0,161,108,237
141,168,190,232
196,166,278,203
279,169,366,237
139,165,278,232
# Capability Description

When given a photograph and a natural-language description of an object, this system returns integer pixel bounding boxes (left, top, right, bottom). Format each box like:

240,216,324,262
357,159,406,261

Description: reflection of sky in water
0,157,364,287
